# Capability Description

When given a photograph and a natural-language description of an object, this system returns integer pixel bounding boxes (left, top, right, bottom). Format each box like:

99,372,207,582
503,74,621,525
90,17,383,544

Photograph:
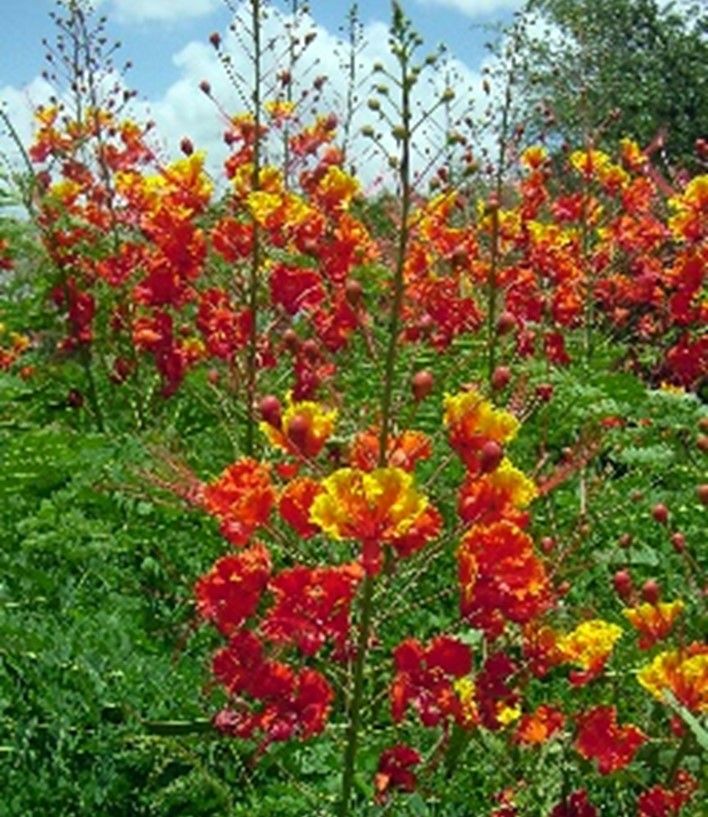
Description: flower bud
259,395,282,428
479,440,504,474
411,370,434,402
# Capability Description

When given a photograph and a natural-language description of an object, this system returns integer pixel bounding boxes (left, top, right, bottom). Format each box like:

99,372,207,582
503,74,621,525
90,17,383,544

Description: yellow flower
496,704,522,726
164,152,213,200
597,161,629,191
35,104,59,126
521,145,548,169
569,149,611,178
49,179,82,204
247,191,283,225
558,620,623,671
260,165,285,194
453,677,478,726
316,166,359,210
619,138,646,170
310,467,427,543
280,192,312,228
264,99,296,121
490,459,538,507
668,175,708,240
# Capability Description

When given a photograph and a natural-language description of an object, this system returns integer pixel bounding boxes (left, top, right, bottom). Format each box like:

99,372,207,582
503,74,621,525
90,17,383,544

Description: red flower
390,635,472,727
374,745,421,801
213,635,333,747
475,651,519,731
549,790,599,817
636,771,698,816
574,705,645,774
311,293,358,353
544,331,571,366
211,217,253,261
260,562,364,657
269,263,325,315
196,288,251,359
195,544,271,635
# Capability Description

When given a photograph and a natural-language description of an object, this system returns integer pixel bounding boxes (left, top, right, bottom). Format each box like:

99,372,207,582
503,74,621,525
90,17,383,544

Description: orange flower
522,623,563,677
391,505,442,558
637,643,708,713
309,467,432,573
623,600,684,650
202,458,276,546
349,427,432,472
278,477,323,538
458,521,551,637
514,705,565,745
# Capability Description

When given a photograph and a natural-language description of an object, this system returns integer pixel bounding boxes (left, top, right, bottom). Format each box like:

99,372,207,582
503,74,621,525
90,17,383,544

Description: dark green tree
517,0,708,170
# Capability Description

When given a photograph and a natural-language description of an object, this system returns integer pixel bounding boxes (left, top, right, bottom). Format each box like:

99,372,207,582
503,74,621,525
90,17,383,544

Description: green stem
143,719,213,736
377,63,411,466
487,204,500,382
665,729,692,785
339,10,413,814
80,345,105,432
245,0,262,456
338,573,374,814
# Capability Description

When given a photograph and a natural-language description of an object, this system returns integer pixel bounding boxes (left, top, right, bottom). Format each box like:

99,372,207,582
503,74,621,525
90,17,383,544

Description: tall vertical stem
339,11,412,813
341,4,360,165
245,0,262,455
487,75,511,384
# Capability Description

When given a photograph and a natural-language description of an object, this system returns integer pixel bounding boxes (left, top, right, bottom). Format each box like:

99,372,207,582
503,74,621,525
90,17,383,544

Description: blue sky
0,1,522,182
1,1,520,96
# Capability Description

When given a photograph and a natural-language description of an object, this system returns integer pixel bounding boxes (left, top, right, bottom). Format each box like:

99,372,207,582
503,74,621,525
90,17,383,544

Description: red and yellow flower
623,600,684,650
637,643,708,713
458,459,538,526
557,619,623,685
309,467,434,573
260,396,337,459
444,389,519,471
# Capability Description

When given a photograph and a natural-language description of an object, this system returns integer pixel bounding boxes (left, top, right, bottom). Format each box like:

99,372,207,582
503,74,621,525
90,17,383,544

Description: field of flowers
0,1,706,815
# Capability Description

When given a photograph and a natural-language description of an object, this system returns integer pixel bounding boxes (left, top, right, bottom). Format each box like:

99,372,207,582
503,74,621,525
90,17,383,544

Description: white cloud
417,0,522,17
141,2,484,190
94,0,221,23
0,77,54,166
